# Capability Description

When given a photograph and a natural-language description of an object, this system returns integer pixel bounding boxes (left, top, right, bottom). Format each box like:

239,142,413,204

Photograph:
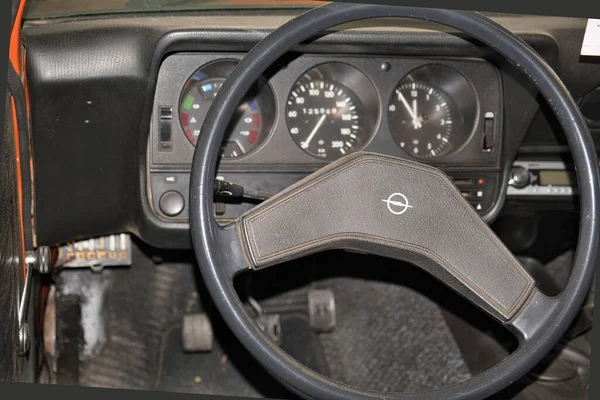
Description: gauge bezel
178,58,277,160
388,64,479,160
285,62,381,161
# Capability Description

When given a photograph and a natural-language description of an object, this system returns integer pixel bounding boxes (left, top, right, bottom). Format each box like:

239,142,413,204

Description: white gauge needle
397,90,422,129
412,99,422,130
234,139,246,154
302,114,327,149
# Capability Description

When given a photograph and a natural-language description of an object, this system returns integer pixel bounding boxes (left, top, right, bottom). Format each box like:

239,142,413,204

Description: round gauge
286,80,365,160
388,65,477,160
286,63,379,161
179,60,275,159
388,82,456,158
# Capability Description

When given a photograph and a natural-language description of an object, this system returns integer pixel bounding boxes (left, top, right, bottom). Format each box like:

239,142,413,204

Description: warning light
248,130,258,144
181,113,189,127
478,178,484,185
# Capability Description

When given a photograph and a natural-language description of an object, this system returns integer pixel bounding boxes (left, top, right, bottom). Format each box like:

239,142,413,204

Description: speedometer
286,63,379,161
286,80,366,160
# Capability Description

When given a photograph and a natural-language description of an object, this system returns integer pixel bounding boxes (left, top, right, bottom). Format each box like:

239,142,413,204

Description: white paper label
581,19,600,56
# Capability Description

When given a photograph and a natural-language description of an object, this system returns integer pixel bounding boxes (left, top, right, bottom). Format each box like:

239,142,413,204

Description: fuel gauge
179,60,276,159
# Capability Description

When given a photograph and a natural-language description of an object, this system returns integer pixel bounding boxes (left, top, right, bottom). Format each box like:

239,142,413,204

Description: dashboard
21,12,600,251
148,53,503,223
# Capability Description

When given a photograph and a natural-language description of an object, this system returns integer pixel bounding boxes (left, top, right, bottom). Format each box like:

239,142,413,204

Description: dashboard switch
483,112,495,151
508,167,531,189
159,190,185,217
159,106,173,151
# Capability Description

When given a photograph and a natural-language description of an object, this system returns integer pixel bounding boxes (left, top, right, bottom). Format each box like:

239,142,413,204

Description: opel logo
382,193,413,215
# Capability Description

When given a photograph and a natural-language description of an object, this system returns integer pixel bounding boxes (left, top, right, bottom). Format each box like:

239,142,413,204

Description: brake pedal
308,289,336,333
251,288,337,333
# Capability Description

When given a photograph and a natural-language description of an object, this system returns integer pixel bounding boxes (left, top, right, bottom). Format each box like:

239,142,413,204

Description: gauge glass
179,60,275,160
286,79,367,161
388,81,458,159
388,64,478,160
180,78,264,158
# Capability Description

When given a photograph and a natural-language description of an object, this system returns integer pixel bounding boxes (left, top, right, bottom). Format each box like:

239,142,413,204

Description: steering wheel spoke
504,288,559,343
213,221,253,280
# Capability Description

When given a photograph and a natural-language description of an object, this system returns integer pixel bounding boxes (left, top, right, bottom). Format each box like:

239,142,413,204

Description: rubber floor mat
63,244,470,397
61,244,294,398
317,277,471,393
259,276,471,394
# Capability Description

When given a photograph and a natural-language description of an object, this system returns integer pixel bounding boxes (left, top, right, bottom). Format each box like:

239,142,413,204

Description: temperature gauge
179,60,275,159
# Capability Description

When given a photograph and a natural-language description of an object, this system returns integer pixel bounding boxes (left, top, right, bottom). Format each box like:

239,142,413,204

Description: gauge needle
412,99,423,130
302,114,327,149
235,139,246,154
397,90,422,129
412,99,417,120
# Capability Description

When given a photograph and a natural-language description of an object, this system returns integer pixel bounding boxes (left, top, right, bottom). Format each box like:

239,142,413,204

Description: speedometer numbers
180,61,475,163
286,80,365,161
286,63,379,162
388,82,455,158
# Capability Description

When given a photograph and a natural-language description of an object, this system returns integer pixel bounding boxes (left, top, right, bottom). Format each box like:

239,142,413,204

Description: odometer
286,78,368,161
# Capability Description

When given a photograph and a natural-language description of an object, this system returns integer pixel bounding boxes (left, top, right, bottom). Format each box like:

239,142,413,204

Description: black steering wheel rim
189,3,599,399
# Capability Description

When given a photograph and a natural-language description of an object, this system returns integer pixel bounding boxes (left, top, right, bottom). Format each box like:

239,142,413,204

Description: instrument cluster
150,53,501,172
167,56,486,165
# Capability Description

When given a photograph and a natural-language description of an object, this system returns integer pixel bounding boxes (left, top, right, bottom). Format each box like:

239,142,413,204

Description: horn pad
238,152,534,321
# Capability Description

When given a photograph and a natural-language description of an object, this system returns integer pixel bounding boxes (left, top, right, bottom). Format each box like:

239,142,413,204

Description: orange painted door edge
9,0,29,281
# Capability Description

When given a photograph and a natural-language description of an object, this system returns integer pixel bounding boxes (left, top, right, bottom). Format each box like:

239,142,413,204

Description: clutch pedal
181,313,214,352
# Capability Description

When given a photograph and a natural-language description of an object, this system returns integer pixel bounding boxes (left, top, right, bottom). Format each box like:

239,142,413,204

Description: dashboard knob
159,191,185,217
508,167,530,189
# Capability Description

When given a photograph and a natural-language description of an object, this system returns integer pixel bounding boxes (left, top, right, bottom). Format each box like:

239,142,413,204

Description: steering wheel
189,3,599,399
